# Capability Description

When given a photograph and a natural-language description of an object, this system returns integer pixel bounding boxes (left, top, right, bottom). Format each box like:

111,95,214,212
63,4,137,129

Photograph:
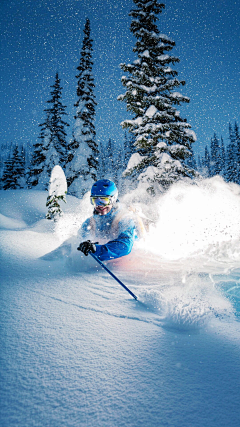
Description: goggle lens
91,196,112,206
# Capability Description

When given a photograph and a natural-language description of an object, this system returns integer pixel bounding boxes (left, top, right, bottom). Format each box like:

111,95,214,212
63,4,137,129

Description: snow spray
141,176,240,263
126,177,240,329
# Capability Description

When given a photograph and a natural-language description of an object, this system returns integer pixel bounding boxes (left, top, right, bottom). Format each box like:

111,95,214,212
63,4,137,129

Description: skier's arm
93,225,135,261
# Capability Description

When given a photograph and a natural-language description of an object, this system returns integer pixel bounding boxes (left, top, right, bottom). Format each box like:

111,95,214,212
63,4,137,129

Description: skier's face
95,204,113,215
91,195,114,215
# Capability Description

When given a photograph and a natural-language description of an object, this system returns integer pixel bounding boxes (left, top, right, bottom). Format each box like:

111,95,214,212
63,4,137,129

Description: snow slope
0,181,240,427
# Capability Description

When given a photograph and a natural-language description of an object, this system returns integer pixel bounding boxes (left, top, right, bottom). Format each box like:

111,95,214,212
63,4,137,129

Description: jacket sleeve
94,222,136,261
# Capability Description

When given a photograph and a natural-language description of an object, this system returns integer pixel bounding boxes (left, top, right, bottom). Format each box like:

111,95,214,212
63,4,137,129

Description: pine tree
98,138,125,189
0,142,15,187
225,122,238,183
210,133,222,176
27,120,48,188
123,132,136,168
97,140,106,178
201,146,211,177
225,142,236,182
45,72,69,168
234,122,240,184
66,18,98,198
23,141,34,186
2,144,25,190
220,137,225,177
118,0,197,195
123,132,131,168
28,73,69,189
185,145,197,170
105,138,115,179
28,110,54,189
197,155,201,170
1,142,9,187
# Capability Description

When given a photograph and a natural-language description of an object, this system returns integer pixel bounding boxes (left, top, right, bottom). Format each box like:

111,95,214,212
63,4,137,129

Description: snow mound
0,213,26,230
0,190,47,226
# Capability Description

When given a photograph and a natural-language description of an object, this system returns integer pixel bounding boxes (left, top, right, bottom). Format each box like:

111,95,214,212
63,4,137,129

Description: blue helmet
91,179,118,202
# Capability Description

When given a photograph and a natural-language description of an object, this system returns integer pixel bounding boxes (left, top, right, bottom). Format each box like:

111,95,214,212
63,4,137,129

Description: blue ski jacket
78,204,138,261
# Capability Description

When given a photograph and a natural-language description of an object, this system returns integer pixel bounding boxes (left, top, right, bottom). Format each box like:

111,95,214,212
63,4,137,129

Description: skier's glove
77,240,97,256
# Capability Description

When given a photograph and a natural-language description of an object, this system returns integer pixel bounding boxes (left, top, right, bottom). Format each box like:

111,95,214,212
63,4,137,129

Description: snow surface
1,179,240,427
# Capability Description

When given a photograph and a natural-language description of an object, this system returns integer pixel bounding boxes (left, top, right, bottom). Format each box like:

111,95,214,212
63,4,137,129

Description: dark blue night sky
1,0,239,156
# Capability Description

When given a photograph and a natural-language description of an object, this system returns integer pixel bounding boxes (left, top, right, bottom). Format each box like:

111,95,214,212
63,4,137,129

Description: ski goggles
90,196,113,207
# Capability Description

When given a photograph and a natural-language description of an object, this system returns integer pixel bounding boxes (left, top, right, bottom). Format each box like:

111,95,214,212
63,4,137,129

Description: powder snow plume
134,176,240,264
118,176,240,329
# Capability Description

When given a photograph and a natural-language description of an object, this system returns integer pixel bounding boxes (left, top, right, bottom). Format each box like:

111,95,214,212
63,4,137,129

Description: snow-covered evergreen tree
220,137,225,177
46,165,67,221
23,142,34,186
28,73,69,190
225,143,236,183
123,132,136,168
28,111,51,189
234,122,240,184
106,138,115,178
224,123,238,183
97,138,125,189
45,72,69,168
185,145,197,170
201,146,211,177
97,140,106,178
66,18,98,198
197,155,202,171
116,143,126,185
118,0,197,195
0,141,33,189
210,133,222,176
0,142,12,184
1,144,25,190
123,132,131,169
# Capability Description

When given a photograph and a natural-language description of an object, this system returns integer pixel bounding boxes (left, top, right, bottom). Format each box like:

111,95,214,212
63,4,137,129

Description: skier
77,179,145,261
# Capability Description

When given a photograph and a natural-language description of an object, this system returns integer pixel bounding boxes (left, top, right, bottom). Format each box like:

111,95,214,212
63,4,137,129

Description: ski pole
89,252,138,300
